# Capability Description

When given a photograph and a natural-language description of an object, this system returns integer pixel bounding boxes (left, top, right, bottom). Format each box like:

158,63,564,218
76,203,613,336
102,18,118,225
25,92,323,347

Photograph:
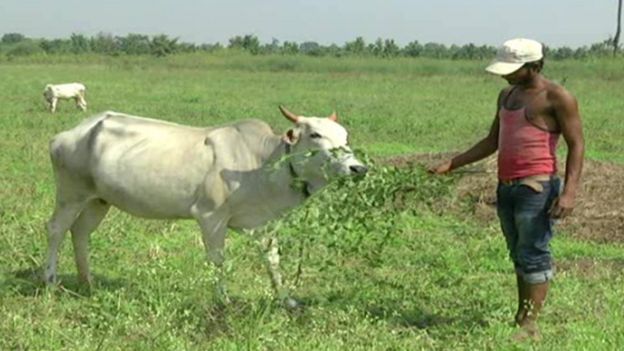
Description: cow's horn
328,111,338,122
279,105,299,123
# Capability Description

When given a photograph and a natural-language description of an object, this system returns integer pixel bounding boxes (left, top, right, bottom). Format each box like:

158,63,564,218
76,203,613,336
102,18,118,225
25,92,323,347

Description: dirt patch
556,257,624,278
381,152,624,243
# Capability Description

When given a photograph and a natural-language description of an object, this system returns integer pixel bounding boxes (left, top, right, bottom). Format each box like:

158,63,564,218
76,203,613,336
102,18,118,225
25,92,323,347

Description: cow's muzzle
349,165,368,176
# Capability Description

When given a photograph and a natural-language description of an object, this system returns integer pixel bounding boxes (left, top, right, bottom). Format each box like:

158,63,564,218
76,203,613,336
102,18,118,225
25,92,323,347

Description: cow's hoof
43,273,57,286
214,292,232,306
78,275,93,288
283,297,302,311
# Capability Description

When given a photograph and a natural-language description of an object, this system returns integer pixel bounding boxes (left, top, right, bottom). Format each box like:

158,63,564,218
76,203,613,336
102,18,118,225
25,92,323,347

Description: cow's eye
310,132,322,139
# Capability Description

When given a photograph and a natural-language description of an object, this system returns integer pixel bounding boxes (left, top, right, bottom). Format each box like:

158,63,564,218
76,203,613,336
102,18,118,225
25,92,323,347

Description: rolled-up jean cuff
523,269,554,284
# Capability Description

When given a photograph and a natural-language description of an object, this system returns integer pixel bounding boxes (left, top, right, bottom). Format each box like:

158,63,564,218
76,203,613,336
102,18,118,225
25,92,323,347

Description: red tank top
497,106,560,181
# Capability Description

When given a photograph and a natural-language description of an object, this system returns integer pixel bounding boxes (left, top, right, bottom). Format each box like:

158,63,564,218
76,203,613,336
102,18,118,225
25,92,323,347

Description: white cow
43,83,87,113
44,106,367,306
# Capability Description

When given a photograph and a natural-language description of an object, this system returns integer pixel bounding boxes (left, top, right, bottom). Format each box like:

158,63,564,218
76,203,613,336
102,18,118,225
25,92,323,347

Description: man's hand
428,160,453,175
549,193,575,219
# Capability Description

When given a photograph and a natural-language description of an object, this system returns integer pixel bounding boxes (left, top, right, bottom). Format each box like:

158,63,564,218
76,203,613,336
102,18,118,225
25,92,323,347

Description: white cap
485,38,543,75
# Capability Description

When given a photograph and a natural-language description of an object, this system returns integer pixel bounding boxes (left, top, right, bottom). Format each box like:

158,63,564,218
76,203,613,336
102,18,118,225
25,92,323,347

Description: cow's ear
283,129,299,145
328,112,338,122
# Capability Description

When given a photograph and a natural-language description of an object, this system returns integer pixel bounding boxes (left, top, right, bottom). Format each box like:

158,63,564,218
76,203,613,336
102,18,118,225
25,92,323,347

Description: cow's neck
258,137,313,199
225,136,311,228
284,142,312,198
256,135,315,202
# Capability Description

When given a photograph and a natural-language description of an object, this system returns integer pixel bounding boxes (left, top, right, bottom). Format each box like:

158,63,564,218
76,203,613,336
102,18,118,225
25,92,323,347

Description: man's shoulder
497,85,514,100
540,79,579,114
543,79,565,92
544,80,575,104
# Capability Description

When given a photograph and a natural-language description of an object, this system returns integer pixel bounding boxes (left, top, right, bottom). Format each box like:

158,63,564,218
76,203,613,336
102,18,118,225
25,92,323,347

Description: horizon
0,0,619,49
0,32,614,51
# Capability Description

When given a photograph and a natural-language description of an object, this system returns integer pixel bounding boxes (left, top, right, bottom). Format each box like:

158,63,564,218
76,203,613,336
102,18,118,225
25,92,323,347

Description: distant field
1,53,623,350
2,53,623,161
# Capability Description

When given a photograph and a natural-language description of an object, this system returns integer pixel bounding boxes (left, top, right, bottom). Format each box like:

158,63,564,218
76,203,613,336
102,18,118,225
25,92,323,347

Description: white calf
43,83,87,113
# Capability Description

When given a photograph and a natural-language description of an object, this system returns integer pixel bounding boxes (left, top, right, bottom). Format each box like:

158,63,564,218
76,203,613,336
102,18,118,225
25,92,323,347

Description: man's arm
549,87,584,219
430,90,504,174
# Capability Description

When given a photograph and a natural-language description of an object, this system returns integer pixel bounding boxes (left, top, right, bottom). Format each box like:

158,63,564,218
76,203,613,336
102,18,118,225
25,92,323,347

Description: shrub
6,41,44,57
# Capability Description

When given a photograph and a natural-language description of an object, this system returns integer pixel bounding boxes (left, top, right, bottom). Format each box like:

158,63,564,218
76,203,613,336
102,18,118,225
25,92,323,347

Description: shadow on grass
172,295,287,341
364,302,488,330
366,304,455,329
2,266,127,297
292,274,490,332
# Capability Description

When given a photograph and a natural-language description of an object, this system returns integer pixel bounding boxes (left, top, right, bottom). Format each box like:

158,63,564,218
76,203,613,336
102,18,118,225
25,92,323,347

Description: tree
281,41,299,55
588,39,613,56
325,44,343,57
573,47,589,59
118,33,151,55
369,38,384,56
1,33,26,44
450,43,493,60
261,38,280,54
7,41,44,57
150,34,179,57
403,40,423,57
422,42,448,59
344,37,367,55
199,42,222,53
70,33,90,53
228,34,260,54
90,32,118,55
615,0,622,56
382,39,400,57
299,41,321,56
177,42,197,53
552,46,574,60
39,38,72,54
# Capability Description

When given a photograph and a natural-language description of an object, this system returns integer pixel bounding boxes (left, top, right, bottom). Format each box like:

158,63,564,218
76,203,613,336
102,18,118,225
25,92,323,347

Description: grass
1,53,623,350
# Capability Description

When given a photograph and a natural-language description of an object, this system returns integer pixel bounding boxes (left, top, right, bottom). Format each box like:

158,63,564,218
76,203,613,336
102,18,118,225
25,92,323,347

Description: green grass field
1,53,623,350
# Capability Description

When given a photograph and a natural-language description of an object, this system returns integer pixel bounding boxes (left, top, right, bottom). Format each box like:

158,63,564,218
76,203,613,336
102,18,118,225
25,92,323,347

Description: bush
2,33,26,45
6,41,44,57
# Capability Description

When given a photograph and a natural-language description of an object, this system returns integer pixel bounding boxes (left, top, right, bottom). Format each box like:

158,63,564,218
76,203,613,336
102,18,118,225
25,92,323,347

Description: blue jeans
496,177,561,284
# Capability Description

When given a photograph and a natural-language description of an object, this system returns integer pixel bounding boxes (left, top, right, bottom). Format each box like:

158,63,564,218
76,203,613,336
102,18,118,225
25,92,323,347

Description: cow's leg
261,236,299,309
44,200,87,284
50,98,58,113
70,199,110,286
45,161,94,285
75,95,87,111
196,213,230,303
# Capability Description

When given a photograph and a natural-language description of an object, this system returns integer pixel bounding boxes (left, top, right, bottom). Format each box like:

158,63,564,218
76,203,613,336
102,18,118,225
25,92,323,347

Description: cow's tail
48,134,64,169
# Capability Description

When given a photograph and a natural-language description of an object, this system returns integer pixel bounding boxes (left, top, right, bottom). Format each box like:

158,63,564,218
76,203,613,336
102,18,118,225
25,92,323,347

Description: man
430,38,584,341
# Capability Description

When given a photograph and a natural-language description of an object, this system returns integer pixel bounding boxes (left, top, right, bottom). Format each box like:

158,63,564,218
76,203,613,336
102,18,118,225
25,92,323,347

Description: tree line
0,32,618,60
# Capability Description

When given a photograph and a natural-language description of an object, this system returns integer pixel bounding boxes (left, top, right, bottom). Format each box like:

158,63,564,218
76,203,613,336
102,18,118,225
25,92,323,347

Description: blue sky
0,0,618,48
